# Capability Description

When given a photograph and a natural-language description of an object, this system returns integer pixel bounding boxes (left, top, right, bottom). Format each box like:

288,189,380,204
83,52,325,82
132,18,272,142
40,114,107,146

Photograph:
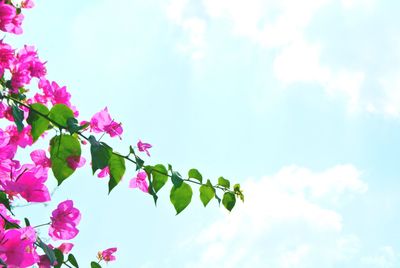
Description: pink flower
0,128,10,147
22,0,34,8
58,243,74,254
37,243,73,268
49,200,81,241
0,204,19,229
97,166,109,178
0,227,39,267
67,156,86,170
0,3,24,35
99,247,117,262
129,171,149,193
2,164,51,203
90,107,123,138
6,124,33,148
137,139,152,157
0,40,14,76
30,149,51,168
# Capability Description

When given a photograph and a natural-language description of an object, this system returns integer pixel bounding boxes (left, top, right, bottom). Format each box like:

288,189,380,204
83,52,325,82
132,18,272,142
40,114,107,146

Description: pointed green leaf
24,218,30,227
48,104,74,128
37,239,57,266
53,248,64,268
188,168,202,183
68,254,79,267
171,171,183,187
199,180,215,207
170,182,193,215
91,262,102,268
215,193,222,206
152,164,168,193
234,183,244,202
148,174,159,205
222,192,236,212
108,153,126,193
11,104,24,132
89,136,112,174
27,103,49,142
50,135,81,185
135,155,144,171
218,177,230,189
0,191,11,212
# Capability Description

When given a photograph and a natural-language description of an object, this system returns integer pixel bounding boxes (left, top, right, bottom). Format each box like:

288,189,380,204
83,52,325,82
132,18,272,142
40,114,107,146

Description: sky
6,0,400,267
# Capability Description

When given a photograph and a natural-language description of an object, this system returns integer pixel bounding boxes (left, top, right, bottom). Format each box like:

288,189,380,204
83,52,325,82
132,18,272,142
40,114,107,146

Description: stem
0,213,20,229
33,222,51,228
63,262,73,268
0,94,235,195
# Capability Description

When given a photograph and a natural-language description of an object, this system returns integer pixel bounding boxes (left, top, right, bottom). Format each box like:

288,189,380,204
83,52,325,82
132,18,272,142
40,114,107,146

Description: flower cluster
0,0,33,35
0,0,242,266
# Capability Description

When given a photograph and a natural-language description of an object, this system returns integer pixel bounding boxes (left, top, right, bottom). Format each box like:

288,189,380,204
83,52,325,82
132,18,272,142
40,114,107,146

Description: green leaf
188,168,203,183
143,166,159,205
170,182,193,215
215,193,222,206
48,104,75,128
89,136,112,174
11,104,24,132
108,153,126,193
24,218,30,227
218,177,230,189
199,180,215,207
234,183,244,202
68,254,79,268
0,191,11,212
152,164,168,193
222,192,236,212
66,117,89,134
27,103,49,142
171,171,183,187
0,258,6,267
50,134,81,185
37,239,56,266
91,262,102,268
53,248,64,268
135,155,144,171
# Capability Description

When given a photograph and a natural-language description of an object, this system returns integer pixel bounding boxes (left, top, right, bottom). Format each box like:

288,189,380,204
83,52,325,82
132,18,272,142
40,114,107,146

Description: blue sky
7,0,400,267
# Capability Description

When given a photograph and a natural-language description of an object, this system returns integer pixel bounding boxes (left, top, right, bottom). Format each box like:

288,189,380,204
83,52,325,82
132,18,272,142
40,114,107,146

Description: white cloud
165,0,400,117
184,165,368,268
362,246,399,267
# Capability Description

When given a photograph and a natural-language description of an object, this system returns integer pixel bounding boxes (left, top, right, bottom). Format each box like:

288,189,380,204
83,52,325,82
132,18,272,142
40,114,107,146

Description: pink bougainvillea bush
0,0,244,267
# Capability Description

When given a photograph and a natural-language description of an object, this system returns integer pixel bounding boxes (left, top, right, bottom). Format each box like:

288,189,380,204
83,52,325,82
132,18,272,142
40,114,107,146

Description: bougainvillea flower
0,204,20,229
97,166,109,179
37,242,73,268
137,139,152,157
49,200,81,241
30,149,51,168
0,3,24,35
0,128,10,147
67,156,86,170
99,247,117,262
6,124,33,148
0,159,20,181
90,107,123,138
2,164,50,202
0,40,15,76
58,242,74,254
129,171,149,193
22,0,35,8
0,142,16,160
0,227,39,267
